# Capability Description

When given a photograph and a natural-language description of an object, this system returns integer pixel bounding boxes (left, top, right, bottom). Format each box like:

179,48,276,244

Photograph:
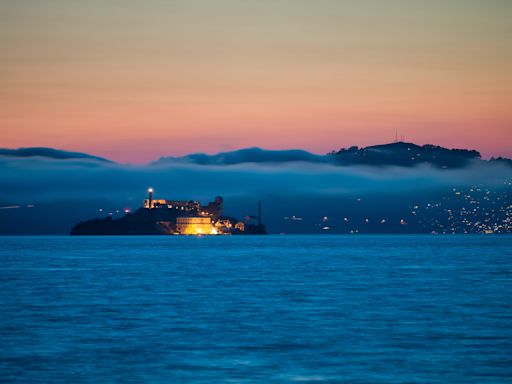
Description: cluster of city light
280,180,511,234
414,181,512,234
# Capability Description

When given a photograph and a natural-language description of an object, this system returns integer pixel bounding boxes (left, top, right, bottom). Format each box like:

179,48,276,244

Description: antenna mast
258,200,262,226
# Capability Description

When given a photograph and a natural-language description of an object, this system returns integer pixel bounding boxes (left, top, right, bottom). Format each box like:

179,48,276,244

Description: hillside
0,147,112,162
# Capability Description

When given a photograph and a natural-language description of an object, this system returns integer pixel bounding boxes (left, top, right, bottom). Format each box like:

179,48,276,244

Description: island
71,189,267,235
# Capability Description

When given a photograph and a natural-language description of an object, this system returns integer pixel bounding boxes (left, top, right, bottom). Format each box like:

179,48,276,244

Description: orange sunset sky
1,0,511,163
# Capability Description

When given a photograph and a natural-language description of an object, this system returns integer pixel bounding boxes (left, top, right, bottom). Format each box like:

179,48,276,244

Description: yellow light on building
176,217,217,235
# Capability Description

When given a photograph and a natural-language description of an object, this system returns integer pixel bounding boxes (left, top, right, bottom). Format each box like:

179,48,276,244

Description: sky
1,0,511,163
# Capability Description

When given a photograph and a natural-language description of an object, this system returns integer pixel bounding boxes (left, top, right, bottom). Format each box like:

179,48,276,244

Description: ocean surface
0,235,511,383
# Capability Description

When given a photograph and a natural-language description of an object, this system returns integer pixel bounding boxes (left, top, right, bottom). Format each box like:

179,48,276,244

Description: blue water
0,235,511,383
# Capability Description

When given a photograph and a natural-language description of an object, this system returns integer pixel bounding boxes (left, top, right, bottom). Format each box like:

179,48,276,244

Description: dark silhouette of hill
328,142,482,168
154,142,507,169
153,147,327,166
2,143,509,168
0,147,112,162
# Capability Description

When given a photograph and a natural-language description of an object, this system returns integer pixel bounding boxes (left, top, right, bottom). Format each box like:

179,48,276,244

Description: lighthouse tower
147,188,154,209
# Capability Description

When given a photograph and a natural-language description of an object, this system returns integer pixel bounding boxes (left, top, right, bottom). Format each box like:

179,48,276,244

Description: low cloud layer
1,153,510,202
